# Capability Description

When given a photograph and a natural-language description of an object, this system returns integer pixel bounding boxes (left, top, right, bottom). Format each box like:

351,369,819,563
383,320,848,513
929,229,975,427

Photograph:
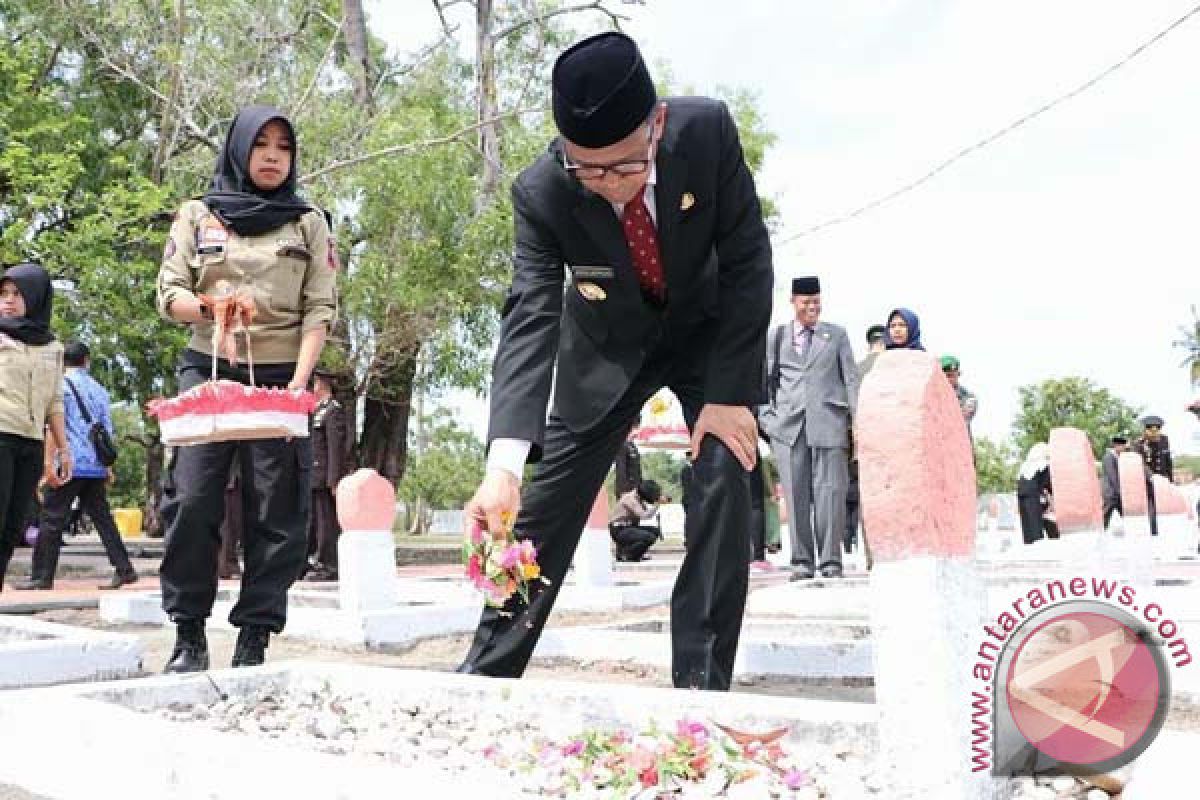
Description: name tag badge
196,224,228,257
571,264,615,282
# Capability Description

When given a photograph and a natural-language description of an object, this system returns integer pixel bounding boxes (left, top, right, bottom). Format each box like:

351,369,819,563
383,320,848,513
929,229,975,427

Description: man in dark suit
613,433,642,496
458,31,773,691
1101,434,1127,528
304,369,349,581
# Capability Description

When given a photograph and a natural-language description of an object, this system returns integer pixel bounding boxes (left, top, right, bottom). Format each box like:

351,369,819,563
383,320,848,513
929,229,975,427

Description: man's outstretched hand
464,468,522,542
690,404,758,471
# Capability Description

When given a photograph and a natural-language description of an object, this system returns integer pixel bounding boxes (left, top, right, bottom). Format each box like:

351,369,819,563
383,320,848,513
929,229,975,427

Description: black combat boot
163,619,209,673
231,626,270,667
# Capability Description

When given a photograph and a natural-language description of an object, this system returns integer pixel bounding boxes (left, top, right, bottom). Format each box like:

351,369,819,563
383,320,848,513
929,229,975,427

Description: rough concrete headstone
1118,452,1149,518
1151,475,1187,516
1047,427,1103,534
857,350,997,800
336,469,400,614
571,489,614,588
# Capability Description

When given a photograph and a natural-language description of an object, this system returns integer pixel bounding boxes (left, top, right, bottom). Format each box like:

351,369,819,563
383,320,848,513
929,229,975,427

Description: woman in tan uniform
156,106,336,671
0,263,69,591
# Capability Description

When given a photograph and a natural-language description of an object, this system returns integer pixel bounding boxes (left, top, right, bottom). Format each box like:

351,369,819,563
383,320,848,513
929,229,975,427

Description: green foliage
397,408,485,514
108,404,148,508
1012,377,1142,460
1175,305,1200,386
639,450,685,503
973,436,1018,495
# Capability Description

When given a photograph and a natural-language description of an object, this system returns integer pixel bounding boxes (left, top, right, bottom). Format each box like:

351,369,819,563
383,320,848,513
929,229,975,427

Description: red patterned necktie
620,185,666,302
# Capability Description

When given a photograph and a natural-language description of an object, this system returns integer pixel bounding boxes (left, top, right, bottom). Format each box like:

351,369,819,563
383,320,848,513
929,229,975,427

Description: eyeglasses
1146,424,1162,431
562,123,655,180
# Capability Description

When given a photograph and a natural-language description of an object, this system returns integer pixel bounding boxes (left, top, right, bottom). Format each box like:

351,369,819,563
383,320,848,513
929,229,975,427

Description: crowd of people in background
606,275,984,582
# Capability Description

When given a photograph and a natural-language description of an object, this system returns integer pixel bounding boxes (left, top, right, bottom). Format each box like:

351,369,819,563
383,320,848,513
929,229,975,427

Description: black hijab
202,105,312,237
0,263,55,346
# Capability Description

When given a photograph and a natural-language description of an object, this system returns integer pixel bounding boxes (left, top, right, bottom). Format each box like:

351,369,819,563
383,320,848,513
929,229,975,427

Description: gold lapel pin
577,282,607,301
680,192,695,211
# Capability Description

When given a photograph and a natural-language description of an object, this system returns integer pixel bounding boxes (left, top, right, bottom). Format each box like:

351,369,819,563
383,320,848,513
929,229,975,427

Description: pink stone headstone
1047,427,1103,533
336,469,397,531
858,351,976,561
1118,452,1149,516
1152,475,1188,516
586,489,609,529
856,351,990,799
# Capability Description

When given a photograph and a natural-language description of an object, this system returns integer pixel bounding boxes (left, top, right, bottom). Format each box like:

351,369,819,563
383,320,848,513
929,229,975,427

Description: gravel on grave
139,683,1124,799
143,681,875,798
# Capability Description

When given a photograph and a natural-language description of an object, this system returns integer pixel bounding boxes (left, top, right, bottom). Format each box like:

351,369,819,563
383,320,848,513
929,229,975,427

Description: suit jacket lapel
653,149,688,292
805,322,829,368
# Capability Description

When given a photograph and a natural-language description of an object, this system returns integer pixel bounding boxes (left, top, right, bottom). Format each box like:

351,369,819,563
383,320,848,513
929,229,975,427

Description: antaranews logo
967,577,1191,777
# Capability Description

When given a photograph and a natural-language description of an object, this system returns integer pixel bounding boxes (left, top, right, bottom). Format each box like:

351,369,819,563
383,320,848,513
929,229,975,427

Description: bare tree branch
302,106,543,181
493,1,631,41
294,15,344,115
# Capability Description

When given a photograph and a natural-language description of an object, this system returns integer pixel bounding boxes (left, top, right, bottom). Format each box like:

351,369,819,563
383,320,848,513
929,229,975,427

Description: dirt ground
30,604,877,704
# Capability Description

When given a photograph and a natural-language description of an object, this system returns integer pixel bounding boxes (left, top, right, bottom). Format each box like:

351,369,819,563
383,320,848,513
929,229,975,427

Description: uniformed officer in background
304,367,349,582
1133,414,1172,537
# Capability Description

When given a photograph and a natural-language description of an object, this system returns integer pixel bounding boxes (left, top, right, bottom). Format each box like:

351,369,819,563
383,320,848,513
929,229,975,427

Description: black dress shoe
819,565,844,579
231,626,270,667
789,566,815,581
14,578,52,590
98,571,138,590
164,620,209,673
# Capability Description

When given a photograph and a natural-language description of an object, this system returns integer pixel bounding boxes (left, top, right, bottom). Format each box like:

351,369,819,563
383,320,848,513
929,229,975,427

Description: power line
775,2,1200,246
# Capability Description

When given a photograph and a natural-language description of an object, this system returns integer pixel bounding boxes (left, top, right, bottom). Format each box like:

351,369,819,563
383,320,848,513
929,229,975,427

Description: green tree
397,409,485,532
973,436,1018,495
1175,305,1200,386
639,450,685,503
1012,377,1142,460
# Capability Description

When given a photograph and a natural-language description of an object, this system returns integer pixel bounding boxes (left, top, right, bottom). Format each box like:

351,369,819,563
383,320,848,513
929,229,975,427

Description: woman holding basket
155,105,336,672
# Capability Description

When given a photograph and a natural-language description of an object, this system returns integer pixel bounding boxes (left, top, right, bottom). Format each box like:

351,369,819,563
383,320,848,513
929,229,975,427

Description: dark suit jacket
488,97,773,461
311,397,349,490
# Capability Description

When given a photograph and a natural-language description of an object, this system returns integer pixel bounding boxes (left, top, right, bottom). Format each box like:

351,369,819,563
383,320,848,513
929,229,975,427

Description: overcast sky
368,1,1200,455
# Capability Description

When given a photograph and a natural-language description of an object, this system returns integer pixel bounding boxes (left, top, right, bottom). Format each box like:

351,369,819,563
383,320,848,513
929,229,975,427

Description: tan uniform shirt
0,335,64,440
156,200,337,364
610,489,656,527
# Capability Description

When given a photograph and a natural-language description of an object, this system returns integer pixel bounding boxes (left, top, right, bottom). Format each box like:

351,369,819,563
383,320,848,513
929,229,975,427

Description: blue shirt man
16,341,136,590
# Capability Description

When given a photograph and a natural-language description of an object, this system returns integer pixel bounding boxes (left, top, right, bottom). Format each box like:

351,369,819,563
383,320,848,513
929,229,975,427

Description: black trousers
219,479,243,578
1018,493,1059,544
748,458,766,561
610,524,659,561
1102,496,1122,529
158,354,311,632
844,459,861,551
460,350,753,690
307,488,341,569
0,434,44,590
30,477,134,583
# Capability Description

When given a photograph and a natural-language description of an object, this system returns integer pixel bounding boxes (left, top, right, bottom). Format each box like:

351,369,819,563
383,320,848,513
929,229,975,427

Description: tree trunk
359,339,419,484
475,0,501,210
143,439,165,537
342,0,374,113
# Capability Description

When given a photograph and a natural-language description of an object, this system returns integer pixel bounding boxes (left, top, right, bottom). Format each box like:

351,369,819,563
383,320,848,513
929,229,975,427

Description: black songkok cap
1111,434,1128,445
552,32,657,148
792,276,821,296
1141,415,1164,428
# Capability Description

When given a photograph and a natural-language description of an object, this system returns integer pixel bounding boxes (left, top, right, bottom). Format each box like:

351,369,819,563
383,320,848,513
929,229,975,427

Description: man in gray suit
760,276,858,579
